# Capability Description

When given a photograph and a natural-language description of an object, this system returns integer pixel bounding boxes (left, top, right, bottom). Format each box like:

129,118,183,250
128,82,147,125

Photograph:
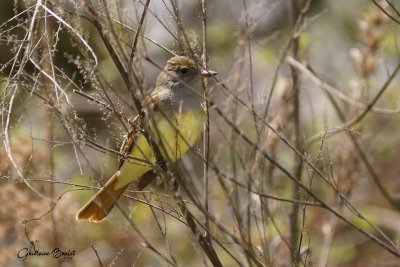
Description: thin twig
91,245,104,267
289,1,304,265
200,0,211,244
212,103,400,258
286,57,400,115
127,0,150,73
371,0,400,24
85,2,223,265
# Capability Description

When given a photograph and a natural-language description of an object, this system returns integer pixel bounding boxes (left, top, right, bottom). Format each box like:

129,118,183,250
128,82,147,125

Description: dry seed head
370,4,389,25
276,77,292,103
349,48,363,67
362,54,378,76
352,4,388,77
238,38,246,48
266,134,278,151
367,29,384,51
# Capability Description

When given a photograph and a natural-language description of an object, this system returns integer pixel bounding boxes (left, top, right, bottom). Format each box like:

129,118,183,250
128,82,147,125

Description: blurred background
1,0,400,266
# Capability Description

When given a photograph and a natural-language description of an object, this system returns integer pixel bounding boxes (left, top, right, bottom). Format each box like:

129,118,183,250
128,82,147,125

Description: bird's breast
151,108,205,161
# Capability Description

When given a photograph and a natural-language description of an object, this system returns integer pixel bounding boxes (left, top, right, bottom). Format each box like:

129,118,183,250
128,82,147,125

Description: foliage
1,0,400,266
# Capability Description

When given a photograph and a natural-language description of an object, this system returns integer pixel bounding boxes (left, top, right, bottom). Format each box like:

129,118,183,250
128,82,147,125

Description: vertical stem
48,112,58,251
128,0,150,74
41,4,59,263
201,0,210,241
289,0,303,266
174,0,183,52
242,0,254,251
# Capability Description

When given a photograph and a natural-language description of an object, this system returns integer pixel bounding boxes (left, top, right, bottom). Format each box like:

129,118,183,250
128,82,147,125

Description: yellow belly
116,110,204,188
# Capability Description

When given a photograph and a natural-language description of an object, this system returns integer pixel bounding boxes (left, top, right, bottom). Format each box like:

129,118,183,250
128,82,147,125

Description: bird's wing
116,93,161,189
118,92,160,168
118,123,138,168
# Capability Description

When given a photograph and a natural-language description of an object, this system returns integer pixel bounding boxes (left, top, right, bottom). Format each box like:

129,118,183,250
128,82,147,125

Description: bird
76,55,217,222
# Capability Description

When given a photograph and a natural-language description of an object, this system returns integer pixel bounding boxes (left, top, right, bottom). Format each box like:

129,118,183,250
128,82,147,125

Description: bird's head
156,56,217,90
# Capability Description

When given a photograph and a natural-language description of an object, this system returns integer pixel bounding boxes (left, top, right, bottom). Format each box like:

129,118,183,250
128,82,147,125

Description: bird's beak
201,69,218,77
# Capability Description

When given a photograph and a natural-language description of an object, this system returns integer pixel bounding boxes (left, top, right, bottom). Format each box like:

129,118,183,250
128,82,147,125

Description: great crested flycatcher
76,56,217,222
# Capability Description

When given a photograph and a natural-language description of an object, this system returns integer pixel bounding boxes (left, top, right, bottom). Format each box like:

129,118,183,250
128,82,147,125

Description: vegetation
1,0,400,266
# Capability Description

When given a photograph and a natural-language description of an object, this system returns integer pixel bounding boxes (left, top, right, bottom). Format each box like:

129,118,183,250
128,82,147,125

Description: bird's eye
177,67,189,74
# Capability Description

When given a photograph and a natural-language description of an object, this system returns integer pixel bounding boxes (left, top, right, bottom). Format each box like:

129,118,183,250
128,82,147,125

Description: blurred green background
1,0,400,266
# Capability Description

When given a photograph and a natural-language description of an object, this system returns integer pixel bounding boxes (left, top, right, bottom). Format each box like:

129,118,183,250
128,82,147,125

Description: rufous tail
76,171,130,223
